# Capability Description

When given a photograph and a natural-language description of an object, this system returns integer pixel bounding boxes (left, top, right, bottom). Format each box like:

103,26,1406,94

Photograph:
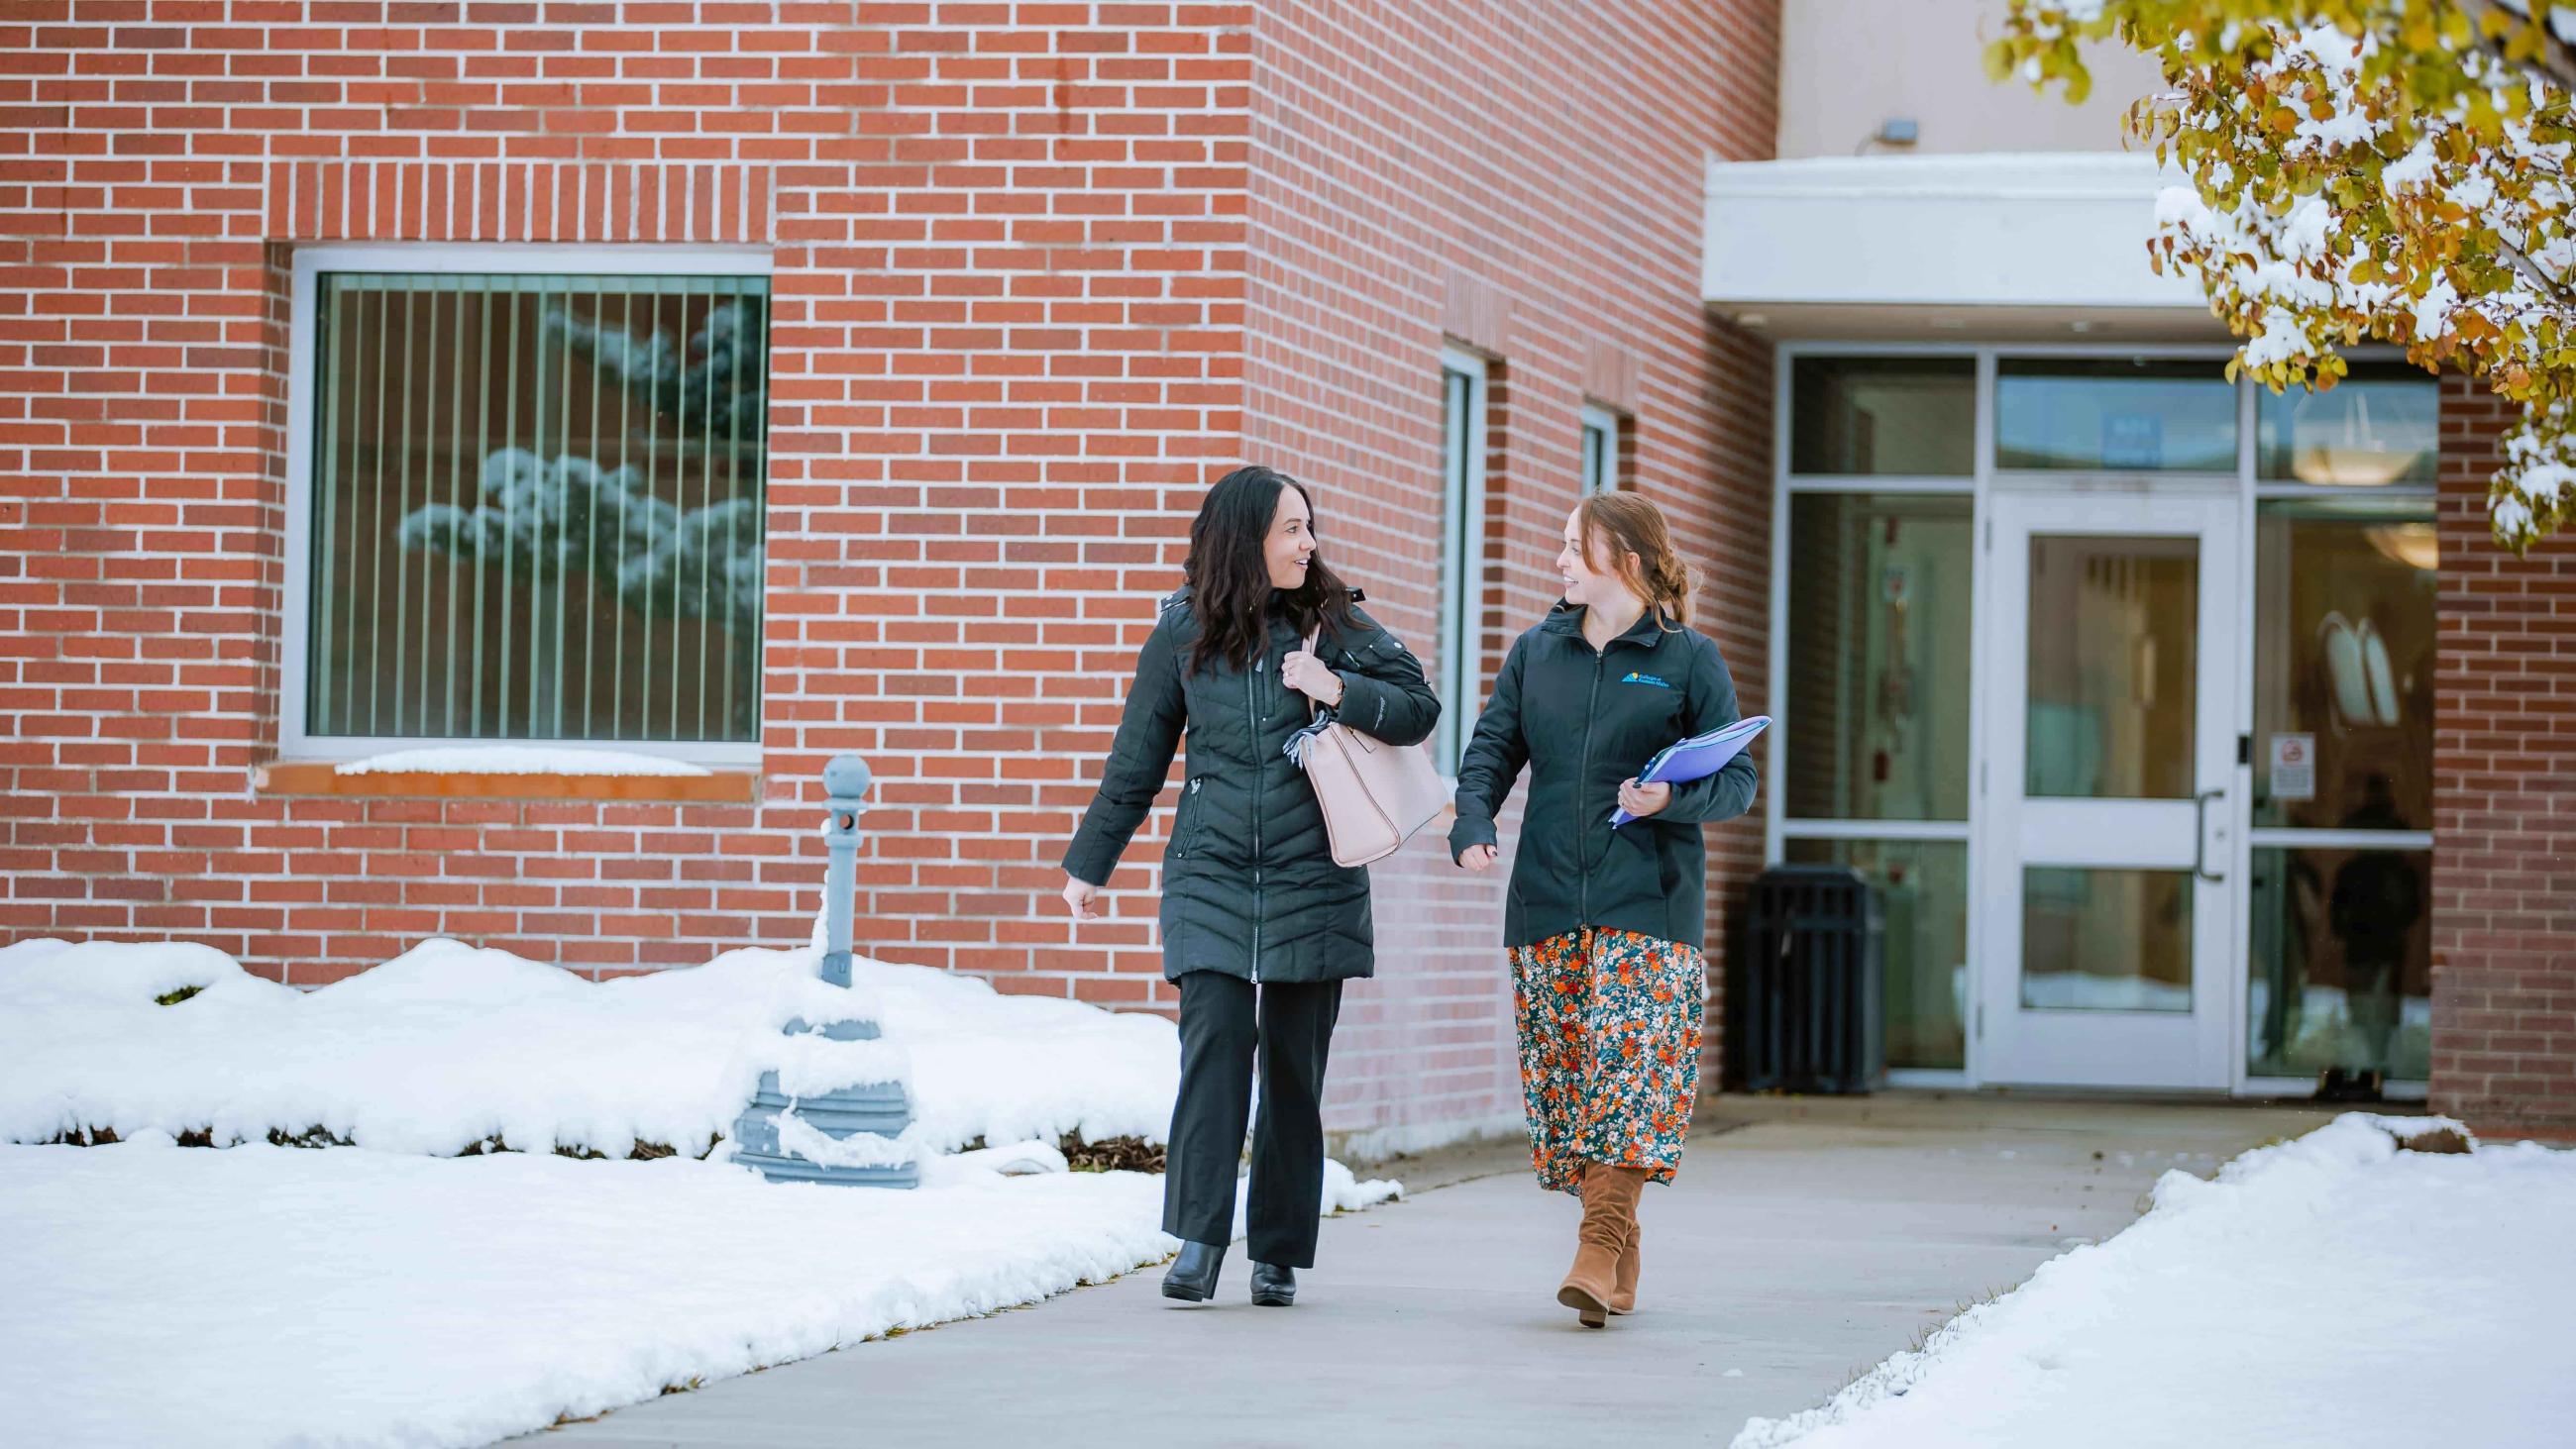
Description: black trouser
1162,971,1343,1268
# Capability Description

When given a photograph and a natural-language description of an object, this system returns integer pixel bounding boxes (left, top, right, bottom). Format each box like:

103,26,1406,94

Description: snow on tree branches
1992,0,2576,550
398,448,763,629
543,297,768,443
396,294,767,636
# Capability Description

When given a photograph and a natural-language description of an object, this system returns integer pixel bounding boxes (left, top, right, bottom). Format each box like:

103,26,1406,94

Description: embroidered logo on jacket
1620,672,1673,689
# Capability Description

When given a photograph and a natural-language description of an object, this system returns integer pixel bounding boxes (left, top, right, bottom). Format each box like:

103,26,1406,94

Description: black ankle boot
1162,1241,1226,1302
1249,1261,1295,1306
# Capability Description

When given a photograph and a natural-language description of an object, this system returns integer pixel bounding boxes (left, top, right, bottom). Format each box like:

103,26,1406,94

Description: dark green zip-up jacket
1063,588,1441,983
1449,602,1759,952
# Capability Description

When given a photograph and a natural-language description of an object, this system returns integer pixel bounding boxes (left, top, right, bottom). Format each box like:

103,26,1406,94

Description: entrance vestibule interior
1773,349,2437,1096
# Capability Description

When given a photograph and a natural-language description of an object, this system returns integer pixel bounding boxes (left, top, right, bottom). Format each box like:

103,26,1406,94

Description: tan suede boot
1608,1217,1640,1315
1556,1164,1645,1328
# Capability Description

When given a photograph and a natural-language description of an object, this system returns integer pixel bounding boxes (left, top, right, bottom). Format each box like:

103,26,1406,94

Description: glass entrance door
1979,490,2241,1089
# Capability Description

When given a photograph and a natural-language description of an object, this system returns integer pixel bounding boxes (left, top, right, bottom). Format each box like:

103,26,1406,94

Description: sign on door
2270,733,2315,802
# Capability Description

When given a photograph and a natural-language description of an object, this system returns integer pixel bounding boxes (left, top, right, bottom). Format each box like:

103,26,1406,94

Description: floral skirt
1508,926,1705,1195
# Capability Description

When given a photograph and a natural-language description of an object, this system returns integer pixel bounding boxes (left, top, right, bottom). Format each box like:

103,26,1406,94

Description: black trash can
1727,865,1885,1094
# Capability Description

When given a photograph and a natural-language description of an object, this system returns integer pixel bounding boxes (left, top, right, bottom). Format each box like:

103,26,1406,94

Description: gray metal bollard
730,754,920,1188
816,753,868,989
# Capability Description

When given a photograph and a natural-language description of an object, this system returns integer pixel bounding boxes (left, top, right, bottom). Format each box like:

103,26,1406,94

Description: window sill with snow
256,746,762,804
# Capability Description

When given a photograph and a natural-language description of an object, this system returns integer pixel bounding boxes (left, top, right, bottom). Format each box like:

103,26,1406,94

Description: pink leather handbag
1291,629,1450,868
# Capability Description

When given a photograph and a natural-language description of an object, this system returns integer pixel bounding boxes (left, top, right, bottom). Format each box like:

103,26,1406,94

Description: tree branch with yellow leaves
1993,0,2576,548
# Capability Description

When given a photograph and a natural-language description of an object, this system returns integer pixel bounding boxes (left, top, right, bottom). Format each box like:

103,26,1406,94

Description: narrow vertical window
1436,346,1490,776
1579,401,1624,494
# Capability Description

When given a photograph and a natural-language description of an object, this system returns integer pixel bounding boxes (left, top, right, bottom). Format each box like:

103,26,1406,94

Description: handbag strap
1283,626,1334,766
1301,628,1323,722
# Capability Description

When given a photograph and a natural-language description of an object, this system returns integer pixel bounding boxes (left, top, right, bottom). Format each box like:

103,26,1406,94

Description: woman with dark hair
1450,491,1759,1329
1063,465,1440,1307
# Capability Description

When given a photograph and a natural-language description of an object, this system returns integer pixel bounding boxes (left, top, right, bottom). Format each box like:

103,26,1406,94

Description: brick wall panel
1235,0,1778,1132
2432,372,2576,1131
6,0,1777,1143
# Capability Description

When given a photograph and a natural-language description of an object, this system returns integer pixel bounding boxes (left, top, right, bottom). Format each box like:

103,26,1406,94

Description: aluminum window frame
1435,344,1492,778
1579,400,1625,495
282,243,773,765
1768,338,2434,1091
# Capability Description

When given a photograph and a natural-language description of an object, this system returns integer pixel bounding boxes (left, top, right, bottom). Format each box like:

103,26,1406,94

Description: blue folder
1608,715,1772,827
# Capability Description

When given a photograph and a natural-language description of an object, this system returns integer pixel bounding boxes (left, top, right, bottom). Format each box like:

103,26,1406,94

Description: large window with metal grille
285,249,769,761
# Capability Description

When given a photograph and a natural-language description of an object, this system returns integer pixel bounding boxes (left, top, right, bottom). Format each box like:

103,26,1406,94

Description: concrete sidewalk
529,1094,2341,1448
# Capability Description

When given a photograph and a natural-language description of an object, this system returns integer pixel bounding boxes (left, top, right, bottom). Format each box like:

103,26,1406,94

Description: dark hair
1183,466,1357,675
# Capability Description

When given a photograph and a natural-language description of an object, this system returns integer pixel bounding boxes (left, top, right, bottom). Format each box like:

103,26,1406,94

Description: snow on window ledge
331,747,714,777
254,750,760,804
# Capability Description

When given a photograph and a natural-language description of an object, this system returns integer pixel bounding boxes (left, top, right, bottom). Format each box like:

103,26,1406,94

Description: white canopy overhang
1702,152,2227,341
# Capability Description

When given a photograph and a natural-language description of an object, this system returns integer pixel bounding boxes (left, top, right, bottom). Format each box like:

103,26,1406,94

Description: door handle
2194,788,2225,883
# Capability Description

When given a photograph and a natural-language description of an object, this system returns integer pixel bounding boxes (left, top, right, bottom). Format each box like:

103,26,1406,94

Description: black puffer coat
1063,588,1441,983
1449,602,1760,952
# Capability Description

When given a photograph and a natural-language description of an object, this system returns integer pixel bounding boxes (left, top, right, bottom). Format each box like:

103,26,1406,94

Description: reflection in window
1996,358,2237,471
307,273,770,744
1790,357,1976,475
2252,502,2437,829
1785,495,1974,821
2257,363,2438,486
2025,535,2199,800
1785,838,1968,1069
2022,868,2194,1012
2249,846,2430,1081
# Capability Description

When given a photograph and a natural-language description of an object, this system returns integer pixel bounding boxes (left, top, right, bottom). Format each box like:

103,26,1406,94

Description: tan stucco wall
1777,0,2168,158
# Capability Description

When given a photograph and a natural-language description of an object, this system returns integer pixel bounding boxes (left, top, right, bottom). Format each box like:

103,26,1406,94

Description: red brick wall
0,4,1250,989
0,1,1779,1144
2432,374,2576,1132
1234,0,1780,1135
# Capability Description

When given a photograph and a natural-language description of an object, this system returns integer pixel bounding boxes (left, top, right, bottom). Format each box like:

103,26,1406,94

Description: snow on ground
0,934,1402,1447
0,936,1176,1158
332,745,713,776
865,955,1179,1151
0,1137,1168,1448
1734,1114,2576,1449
